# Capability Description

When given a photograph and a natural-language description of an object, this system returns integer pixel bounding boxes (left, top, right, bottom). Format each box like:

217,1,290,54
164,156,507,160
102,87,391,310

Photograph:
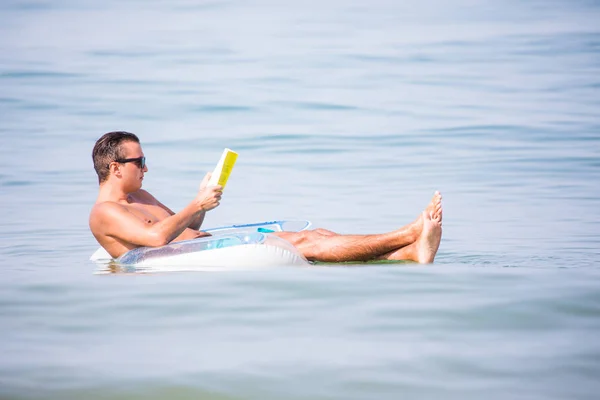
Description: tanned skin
90,140,222,258
90,139,442,263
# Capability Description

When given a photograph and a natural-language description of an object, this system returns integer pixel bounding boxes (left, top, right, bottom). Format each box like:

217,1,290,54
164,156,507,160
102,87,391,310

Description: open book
208,148,238,189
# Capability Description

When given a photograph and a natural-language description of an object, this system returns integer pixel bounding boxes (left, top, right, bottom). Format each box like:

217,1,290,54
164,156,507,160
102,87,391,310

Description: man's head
92,131,144,184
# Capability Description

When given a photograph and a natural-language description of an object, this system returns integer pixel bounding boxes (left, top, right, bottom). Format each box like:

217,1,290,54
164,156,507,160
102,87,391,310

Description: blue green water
1,0,599,399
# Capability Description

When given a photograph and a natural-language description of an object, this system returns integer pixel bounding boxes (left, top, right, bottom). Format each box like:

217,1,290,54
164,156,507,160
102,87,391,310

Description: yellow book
208,148,238,189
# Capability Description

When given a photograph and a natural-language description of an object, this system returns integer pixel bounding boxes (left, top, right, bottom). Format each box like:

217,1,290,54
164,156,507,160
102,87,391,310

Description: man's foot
427,191,443,222
412,191,443,232
414,210,442,264
378,194,443,262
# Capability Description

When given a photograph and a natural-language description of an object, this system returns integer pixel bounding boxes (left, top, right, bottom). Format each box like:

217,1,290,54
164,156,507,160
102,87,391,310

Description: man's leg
375,209,442,263
274,192,442,263
375,192,443,262
274,220,420,262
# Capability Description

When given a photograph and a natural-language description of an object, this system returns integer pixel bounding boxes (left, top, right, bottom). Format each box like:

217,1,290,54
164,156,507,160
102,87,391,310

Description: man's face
117,141,147,190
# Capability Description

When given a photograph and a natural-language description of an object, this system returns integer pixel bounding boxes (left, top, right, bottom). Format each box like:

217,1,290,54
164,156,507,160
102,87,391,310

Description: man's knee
278,230,313,247
314,228,336,237
299,230,318,243
291,230,327,249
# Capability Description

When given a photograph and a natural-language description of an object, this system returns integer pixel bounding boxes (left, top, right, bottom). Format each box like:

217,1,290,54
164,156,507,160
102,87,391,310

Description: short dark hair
92,131,140,184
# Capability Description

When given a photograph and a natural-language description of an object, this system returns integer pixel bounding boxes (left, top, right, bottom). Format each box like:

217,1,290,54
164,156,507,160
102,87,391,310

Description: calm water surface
0,0,599,399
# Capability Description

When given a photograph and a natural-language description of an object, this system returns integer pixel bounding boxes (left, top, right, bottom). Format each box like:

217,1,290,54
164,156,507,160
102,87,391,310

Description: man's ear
109,162,122,177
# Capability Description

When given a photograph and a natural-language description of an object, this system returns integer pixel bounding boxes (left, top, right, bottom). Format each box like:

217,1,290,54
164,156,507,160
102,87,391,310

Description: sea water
0,0,599,399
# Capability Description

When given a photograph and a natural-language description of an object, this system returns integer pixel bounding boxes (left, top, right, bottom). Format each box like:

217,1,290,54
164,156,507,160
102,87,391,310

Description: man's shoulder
90,201,128,223
130,189,160,203
91,200,124,211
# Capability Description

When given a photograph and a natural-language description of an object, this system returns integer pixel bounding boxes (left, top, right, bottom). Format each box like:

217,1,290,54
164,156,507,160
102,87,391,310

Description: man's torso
91,190,197,258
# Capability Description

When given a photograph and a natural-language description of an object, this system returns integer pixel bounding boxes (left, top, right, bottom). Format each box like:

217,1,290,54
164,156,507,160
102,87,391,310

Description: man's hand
200,172,212,190
196,184,222,212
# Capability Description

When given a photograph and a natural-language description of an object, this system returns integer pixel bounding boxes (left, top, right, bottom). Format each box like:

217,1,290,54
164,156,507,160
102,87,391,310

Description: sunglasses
114,156,146,169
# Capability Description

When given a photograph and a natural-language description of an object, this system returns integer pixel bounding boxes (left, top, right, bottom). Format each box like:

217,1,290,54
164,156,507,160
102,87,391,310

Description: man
90,131,443,264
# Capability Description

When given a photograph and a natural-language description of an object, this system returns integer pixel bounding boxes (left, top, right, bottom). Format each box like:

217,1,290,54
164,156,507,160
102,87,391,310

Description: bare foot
378,194,443,262
415,210,442,263
412,191,443,232
428,191,442,221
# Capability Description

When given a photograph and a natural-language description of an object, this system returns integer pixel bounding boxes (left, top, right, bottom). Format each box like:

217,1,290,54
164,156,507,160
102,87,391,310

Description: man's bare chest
124,201,171,224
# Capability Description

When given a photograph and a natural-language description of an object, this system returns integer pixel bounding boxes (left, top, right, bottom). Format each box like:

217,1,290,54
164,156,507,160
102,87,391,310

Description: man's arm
188,213,206,231
142,172,212,231
91,186,222,247
151,196,206,231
